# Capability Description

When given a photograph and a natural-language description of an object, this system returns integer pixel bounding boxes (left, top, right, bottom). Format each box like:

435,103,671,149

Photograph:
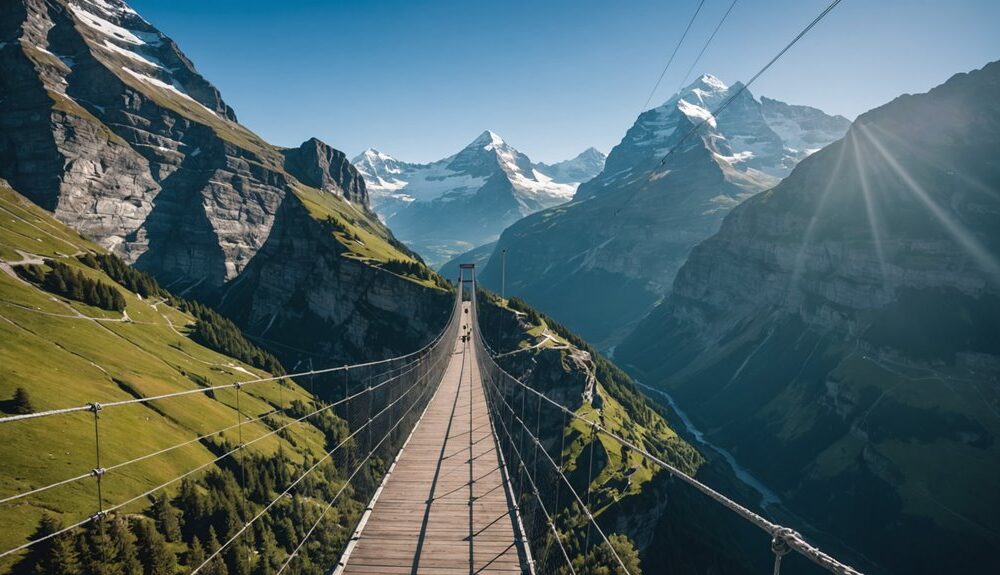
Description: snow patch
100,39,164,69
69,4,161,46
677,99,717,128
120,67,217,117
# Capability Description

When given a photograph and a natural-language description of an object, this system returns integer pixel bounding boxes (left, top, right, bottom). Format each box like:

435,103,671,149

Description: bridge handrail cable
0,290,460,425
0,287,463,563
472,286,863,575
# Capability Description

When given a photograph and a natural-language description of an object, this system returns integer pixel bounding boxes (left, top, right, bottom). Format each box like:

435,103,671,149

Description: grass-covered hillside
0,183,379,574
475,290,704,573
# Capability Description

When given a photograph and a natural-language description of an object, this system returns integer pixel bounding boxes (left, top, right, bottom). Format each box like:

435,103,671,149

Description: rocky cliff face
617,61,1000,575
477,76,849,347
353,131,602,267
0,0,449,365
282,137,368,206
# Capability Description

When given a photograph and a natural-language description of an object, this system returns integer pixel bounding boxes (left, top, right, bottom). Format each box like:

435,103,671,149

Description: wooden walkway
337,302,529,574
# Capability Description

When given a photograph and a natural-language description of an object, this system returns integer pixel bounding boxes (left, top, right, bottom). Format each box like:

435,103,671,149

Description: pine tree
80,518,121,575
185,536,206,569
108,517,143,575
151,494,183,542
203,527,230,575
24,514,81,575
12,386,34,414
133,519,177,575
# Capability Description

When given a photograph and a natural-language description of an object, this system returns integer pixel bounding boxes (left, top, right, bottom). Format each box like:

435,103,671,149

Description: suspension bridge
0,265,863,575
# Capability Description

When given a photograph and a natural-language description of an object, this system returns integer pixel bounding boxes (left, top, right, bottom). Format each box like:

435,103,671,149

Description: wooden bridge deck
337,302,528,574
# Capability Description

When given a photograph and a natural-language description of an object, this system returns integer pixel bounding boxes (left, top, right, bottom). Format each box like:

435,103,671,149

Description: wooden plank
339,303,528,574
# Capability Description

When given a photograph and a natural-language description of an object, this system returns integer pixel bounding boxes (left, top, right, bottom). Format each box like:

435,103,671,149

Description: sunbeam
790,139,849,292
850,129,890,288
857,123,1000,285
867,123,1000,203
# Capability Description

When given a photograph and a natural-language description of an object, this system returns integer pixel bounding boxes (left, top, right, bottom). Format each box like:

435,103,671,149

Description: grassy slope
486,294,702,516
0,184,333,566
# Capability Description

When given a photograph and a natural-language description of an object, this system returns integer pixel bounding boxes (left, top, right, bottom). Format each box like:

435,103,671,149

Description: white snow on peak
84,0,139,17
471,130,505,149
696,74,728,91
69,3,161,46
677,99,717,128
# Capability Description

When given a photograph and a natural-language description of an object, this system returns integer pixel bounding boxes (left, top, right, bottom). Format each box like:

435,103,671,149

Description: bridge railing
0,282,464,573
470,284,864,575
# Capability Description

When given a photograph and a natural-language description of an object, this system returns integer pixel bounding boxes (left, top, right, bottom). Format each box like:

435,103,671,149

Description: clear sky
129,0,1000,164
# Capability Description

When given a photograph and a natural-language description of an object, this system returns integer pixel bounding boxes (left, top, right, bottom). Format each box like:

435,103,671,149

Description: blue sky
130,0,1000,164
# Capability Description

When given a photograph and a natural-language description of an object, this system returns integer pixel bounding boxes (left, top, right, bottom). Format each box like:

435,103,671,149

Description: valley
1,0,997,574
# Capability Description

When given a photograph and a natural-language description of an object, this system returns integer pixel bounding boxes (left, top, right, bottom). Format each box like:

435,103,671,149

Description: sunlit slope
0,183,329,563
618,61,1000,574
475,292,705,566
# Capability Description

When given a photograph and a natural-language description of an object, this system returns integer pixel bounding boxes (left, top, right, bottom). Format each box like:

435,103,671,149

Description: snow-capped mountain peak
580,73,850,201
353,131,603,266
469,129,506,149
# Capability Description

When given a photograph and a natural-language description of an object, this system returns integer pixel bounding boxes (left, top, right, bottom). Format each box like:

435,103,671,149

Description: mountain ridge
617,60,1000,575
0,0,451,367
477,74,850,347
352,131,605,266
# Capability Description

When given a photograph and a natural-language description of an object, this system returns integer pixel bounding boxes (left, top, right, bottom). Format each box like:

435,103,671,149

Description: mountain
616,61,1000,575
352,131,603,267
534,146,607,184
0,0,450,366
0,180,357,569
478,75,850,347
437,240,496,281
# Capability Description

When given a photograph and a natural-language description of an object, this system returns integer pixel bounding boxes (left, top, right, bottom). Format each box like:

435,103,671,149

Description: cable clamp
771,527,797,558
89,402,103,413
92,510,108,521
91,467,106,477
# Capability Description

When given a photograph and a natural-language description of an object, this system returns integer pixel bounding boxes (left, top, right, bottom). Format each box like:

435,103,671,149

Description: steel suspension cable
640,0,708,113
482,336,863,575
481,364,631,574
276,351,444,575
482,363,576,574
191,348,443,575
654,0,844,170
613,0,845,218
0,355,424,509
0,306,458,562
0,294,459,425
675,0,739,91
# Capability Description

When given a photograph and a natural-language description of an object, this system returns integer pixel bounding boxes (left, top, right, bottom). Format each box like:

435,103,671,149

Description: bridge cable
477,320,864,575
274,348,444,574
0,356,416,507
191,319,456,574
484,367,576,574
640,0,708,113
0,301,458,425
675,0,739,91
0,315,456,562
615,0,844,217
480,361,632,574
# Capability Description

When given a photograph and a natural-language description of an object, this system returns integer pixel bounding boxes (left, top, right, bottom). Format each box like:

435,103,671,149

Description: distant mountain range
477,75,850,346
353,132,605,266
